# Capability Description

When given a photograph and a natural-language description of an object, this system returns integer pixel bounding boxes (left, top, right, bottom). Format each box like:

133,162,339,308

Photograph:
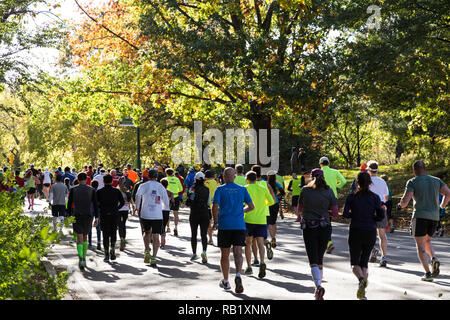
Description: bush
0,174,68,300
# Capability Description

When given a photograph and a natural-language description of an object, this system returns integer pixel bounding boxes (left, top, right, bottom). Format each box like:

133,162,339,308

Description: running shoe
79,259,85,270
144,251,150,264
271,237,277,249
244,267,253,275
174,229,178,237
258,262,266,279
219,280,231,290
314,286,325,300
190,254,199,261
326,242,334,254
369,248,379,263
431,258,440,277
421,272,433,282
266,241,274,260
120,240,126,251
150,257,157,267
235,276,244,294
208,239,214,245
96,243,101,251
104,255,110,262
252,259,260,267
379,256,387,268
161,237,166,248
357,278,368,300
110,250,116,261
201,252,207,263
166,227,171,233
295,216,302,222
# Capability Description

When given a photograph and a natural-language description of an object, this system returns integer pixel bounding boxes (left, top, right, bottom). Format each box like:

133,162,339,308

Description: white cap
194,172,205,180
267,170,277,176
319,157,329,164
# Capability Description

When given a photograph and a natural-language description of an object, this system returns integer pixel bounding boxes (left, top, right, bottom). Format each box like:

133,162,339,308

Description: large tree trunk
249,109,272,167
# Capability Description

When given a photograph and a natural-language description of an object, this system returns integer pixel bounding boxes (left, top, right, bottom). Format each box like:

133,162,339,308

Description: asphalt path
27,199,450,300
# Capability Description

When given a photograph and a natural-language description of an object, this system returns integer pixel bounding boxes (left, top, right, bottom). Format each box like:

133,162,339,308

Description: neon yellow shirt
205,179,219,208
322,166,347,198
167,176,183,195
234,175,246,186
244,183,274,224
256,180,272,216
276,174,285,189
290,178,302,196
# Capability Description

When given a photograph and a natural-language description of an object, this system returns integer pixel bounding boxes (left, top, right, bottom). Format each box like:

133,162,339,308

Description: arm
287,180,293,192
399,191,414,209
244,202,255,213
374,196,385,221
212,203,219,230
117,190,125,210
336,171,347,189
66,188,73,215
342,195,352,218
92,190,99,219
440,184,450,208
267,182,276,203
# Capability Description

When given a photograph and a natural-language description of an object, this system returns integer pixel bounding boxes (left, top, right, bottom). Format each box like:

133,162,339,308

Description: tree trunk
249,110,272,167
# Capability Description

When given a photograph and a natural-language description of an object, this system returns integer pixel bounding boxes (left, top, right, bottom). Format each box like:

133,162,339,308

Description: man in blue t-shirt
212,167,254,294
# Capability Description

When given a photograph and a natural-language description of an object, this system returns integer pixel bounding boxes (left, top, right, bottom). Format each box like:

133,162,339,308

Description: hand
93,218,98,227
212,222,218,231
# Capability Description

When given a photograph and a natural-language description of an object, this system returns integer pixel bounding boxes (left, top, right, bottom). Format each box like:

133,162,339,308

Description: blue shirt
213,182,253,230
62,172,75,185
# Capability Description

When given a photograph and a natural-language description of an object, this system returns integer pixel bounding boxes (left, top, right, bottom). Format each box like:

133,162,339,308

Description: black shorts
27,188,36,195
140,218,163,234
410,218,438,237
292,195,299,207
348,228,377,268
73,215,93,235
385,200,393,220
43,183,51,188
267,203,279,225
51,204,66,217
217,229,246,248
170,198,181,211
162,211,170,235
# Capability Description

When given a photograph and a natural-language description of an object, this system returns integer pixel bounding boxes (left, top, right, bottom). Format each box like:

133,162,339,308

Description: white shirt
43,171,52,184
135,180,169,220
369,175,389,203
94,173,105,189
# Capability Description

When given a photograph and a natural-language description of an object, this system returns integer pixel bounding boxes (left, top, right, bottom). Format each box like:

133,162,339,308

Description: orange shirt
127,170,139,183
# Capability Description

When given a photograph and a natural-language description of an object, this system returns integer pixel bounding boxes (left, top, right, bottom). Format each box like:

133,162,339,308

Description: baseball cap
319,157,329,164
267,170,277,176
189,166,195,171
194,172,205,180
148,169,158,179
367,160,378,172
360,163,368,172
311,168,324,177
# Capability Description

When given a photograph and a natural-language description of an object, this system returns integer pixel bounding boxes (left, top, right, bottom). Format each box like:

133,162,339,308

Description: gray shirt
299,186,337,220
50,182,68,206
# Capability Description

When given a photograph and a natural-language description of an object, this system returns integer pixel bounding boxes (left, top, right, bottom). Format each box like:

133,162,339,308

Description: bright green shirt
205,179,219,208
245,183,274,224
166,176,183,195
234,175,246,186
256,180,272,216
322,166,347,198
290,178,302,196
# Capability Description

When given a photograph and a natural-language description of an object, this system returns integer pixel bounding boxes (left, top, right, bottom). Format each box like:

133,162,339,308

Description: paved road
28,199,450,300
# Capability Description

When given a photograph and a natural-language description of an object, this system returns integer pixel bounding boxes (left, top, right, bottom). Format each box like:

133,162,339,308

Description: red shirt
176,175,185,197
112,174,120,188
15,176,25,187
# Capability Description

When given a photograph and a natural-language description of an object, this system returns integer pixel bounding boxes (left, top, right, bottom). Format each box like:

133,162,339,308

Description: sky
21,0,109,76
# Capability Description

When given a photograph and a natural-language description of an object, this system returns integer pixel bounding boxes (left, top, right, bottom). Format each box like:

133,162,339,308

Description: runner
117,176,131,251
135,169,170,267
399,160,450,281
62,167,75,186
66,172,99,270
165,168,184,236
42,167,53,200
49,174,68,233
93,169,106,190
184,166,196,190
205,170,219,245
159,178,174,248
251,165,276,264
187,171,211,263
267,171,284,249
24,169,36,211
287,173,302,218
88,180,102,250
212,167,254,294
234,164,246,186
36,169,44,199
96,174,125,262
381,174,394,233
297,168,338,300
244,171,274,278
125,163,139,184
342,171,385,300
111,169,120,188
319,156,347,254
366,160,389,267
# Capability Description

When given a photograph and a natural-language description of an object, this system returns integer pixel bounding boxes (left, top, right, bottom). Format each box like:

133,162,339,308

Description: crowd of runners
0,158,449,300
